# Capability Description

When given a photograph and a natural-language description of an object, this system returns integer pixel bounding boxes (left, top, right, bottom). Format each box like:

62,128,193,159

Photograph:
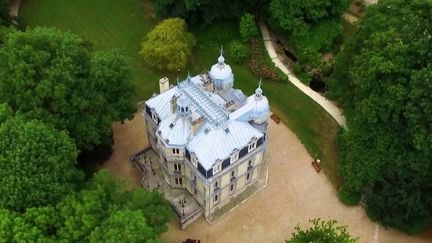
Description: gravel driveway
102,114,431,243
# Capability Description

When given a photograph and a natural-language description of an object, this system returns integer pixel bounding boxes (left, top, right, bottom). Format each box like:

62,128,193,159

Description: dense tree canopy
0,115,83,211
0,171,172,242
0,0,10,25
140,18,196,72
329,0,432,233
154,0,268,25
0,27,135,151
269,0,350,34
286,218,358,243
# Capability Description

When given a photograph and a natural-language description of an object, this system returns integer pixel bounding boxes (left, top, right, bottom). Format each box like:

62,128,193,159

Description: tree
329,0,432,233
88,209,158,243
0,0,10,25
1,170,172,242
0,27,135,151
0,207,59,242
0,116,83,211
57,170,172,242
287,218,358,243
269,0,349,34
239,13,258,42
140,18,196,72
154,0,269,25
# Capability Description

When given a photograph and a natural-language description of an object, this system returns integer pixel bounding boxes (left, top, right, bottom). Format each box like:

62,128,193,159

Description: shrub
249,38,287,83
229,40,248,64
239,13,259,42
140,18,196,72
338,186,361,206
292,63,302,75
290,20,342,69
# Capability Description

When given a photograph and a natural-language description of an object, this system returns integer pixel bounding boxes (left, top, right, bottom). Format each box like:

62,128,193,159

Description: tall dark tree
0,0,10,25
269,0,350,34
0,27,135,151
154,0,269,25
0,116,83,211
329,0,432,233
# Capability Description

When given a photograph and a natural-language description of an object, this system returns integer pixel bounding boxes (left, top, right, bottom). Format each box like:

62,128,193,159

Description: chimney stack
159,77,169,93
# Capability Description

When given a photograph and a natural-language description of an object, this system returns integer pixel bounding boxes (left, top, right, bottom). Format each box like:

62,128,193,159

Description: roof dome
249,83,269,123
210,51,234,90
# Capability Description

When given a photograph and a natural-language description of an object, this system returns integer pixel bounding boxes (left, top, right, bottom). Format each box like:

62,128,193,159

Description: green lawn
20,0,161,99
20,0,342,188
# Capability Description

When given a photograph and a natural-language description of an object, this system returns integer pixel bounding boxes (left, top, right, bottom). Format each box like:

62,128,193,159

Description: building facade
143,52,270,219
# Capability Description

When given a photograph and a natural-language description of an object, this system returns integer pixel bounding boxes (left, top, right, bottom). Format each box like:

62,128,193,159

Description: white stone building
143,52,269,221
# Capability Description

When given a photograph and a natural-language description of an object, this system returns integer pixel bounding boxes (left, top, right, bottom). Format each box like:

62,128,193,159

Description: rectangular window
248,141,257,152
174,163,181,173
231,171,235,177
151,112,158,123
214,181,218,188
172,148,180,155
230,151,239,163
214,194,218,202
248,160,253,167
246,172,251,181
230,184,234,192
175,178,183,185
213,162,222,175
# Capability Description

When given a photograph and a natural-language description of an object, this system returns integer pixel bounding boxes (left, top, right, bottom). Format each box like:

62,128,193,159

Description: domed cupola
250,81,269,125
210,47,234,91
176,95,191,118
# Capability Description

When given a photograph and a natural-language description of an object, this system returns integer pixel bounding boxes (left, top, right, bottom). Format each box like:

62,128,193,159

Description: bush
249,38,287,83
338,186,361,206
290,20,342,69
140,18,196,72
239,13,258,42
229,40,248,64
292,63,302,75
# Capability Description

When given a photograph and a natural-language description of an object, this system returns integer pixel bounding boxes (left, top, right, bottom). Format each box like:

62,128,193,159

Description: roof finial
255,78,263,99
218,45,225,65
187,70,191,80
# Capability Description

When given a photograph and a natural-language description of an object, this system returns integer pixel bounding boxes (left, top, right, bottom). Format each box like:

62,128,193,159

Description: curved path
260,23,347,128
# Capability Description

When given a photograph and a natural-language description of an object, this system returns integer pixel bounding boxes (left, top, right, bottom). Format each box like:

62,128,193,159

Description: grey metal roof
186,121,263,170
157,115,192,146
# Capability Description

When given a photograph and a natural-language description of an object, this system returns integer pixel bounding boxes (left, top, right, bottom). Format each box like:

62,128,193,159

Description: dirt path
260,23,347,128
102,114,430,243
99,114,147,189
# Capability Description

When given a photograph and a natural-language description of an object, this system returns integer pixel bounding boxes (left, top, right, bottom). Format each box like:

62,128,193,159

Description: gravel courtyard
102,113,431,243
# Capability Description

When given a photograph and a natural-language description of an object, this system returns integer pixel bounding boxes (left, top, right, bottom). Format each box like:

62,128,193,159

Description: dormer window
191,153,198,167
213,161,222,175
151,111,158,123
248,137,257,152
230,149,239,163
